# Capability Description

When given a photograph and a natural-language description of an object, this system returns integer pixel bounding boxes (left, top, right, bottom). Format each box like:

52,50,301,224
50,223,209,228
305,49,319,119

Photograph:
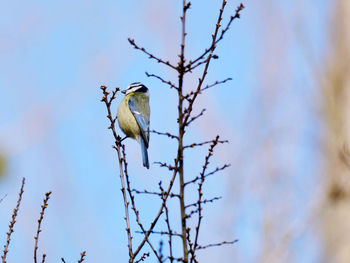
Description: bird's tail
140,136,149,169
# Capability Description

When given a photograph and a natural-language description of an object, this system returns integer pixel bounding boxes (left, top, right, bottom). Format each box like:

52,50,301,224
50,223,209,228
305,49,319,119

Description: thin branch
128,38,177,70
145,72,178,90
164,205,174,263
131,189,179,199
185,196,222,209
61,258,66,263
77,251,86,263
135,230,182,238
135,252,150,263
41,254,46,263
101,86,133,259
133,159,179,259
0,194,7,204
201,78,232,92
151,130,179,140
192,136,222,259
186,3,245,71
34,191,52,263
177,1,190,261
184,0,230,127
197,240,238,250
184,164,230,186
186,109,206,126
122,145,162,262
158,240,164,262
1,177,25,263
154,161,177,171
100,86,122,144
184,138,228,149
204,164,230,178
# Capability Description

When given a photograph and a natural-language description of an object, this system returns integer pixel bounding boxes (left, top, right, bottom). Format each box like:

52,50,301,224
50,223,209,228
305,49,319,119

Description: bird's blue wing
128,96,150,148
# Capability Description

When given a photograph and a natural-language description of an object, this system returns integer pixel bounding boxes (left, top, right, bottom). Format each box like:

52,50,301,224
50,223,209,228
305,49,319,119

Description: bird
117,82,150,169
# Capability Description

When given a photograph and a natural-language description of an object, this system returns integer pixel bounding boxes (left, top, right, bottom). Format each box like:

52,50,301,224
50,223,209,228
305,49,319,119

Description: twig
1,177,25,263
197,240,238,250
41,254,46,263
135,230,182,237
128,38,177,70
184,0,230,127
164,205,174,263
201,78,232,92
184,164,230,186
131,189,179,199
184,138,228,149
185,196,222,209
150,130,179,140
145,72,178,90
34,191,52,263
187,3,245,71
133,159,179,259
186,109,206,126
0,194,7,204
61,258,66,263
135,252,150,263
154,162,177,171
192,136,222,259
203,164,230,178
158,240,164,262
101,86,133,260
177,1,190,261
122,146,162,262
77,251,86,263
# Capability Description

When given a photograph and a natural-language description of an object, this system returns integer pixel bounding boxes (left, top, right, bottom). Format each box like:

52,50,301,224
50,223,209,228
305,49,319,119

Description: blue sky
0,0,331,262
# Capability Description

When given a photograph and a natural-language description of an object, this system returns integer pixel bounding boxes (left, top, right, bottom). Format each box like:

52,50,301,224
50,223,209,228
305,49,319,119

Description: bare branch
135,230,182,238
61,258,66,263
131,189,179,199
197,240,238,250
41,254,46,263
135,252,150,263
201,78,232,92
192,136,222,256
128,38,177,70
133,159,179,259
34,191,52,263
164,205,174,263
151,130,179,140
184,138,228,149
184,0,230,127
0,194,7,204
77,251,86,263
204,164,230,178
187,3,245,71
154,161,177,171
100,85,122,144
122,146,162,262
185,109,206,126
145,72,178,90
185,196,222,209
101,86,133,258
1,177,25,263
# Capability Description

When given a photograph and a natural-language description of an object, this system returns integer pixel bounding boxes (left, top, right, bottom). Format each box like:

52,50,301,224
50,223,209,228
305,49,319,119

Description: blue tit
117,82,150,169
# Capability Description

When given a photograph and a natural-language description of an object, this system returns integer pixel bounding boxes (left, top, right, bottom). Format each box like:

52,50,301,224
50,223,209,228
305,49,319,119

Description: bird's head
122,82,149,96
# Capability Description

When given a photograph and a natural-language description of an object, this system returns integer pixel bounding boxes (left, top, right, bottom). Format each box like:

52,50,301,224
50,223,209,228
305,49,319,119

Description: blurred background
0,0,348,262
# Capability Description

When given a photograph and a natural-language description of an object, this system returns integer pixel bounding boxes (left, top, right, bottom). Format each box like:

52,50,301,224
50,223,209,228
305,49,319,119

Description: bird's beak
121,90,127,94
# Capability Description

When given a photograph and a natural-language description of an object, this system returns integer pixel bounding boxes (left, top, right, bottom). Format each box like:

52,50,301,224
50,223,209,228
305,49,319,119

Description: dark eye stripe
137,85,148,93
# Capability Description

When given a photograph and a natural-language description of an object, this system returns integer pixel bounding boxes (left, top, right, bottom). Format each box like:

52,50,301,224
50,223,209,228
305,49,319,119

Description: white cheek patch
126,87,138,94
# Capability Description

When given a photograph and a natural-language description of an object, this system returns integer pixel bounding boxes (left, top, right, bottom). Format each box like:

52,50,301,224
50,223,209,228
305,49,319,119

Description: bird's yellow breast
117,93,140,140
